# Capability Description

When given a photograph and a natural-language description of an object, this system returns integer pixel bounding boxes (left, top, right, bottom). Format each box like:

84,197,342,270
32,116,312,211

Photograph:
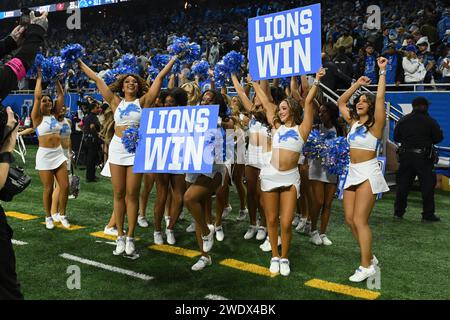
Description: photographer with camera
1,10,48,300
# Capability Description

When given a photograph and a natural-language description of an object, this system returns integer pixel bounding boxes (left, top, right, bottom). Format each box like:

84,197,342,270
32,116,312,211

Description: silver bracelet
313,79,320,86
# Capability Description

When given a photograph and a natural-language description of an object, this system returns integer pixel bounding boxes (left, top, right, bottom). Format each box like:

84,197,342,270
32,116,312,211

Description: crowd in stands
0,0,449,91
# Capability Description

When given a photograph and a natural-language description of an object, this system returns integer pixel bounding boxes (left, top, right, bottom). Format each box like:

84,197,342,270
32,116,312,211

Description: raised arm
77,58,118,106
301,68,325,141
337,76,371,124
231,73,253,112
252,80,277,127
31,73,43,128
372,57,387,137
290,76,302,105
141,55,178,108
55,80,65,115
167,74,176,89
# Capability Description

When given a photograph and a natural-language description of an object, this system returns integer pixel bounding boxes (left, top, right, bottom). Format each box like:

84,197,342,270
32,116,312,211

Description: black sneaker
393,213,404,219
422,215,441,222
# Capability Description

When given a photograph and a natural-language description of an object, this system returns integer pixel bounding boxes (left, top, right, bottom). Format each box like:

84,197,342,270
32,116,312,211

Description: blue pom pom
113,54,139,75
121,126,141,154
147,66,159,81
322,137,350,176
151,54,171,70
212,60,228,88
60,44,85,64
103,69,117,85
41,56,66,82
26,53,45,78
168,36,201,64
191,60,210,80
222,50,244,75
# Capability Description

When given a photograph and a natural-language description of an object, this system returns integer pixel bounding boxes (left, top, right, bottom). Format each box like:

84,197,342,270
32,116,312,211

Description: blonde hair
181,82,201,106
100,106,115,144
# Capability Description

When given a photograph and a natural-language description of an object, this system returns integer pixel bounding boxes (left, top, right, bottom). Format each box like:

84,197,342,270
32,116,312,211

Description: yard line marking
40,222,85,231
205,294,229,300
304,279,380,300
59,253,154,281
90,231,140,241
12,239,28,246
6,211,39,221
219,259,277,278
149,244,201,258
95,240,117,246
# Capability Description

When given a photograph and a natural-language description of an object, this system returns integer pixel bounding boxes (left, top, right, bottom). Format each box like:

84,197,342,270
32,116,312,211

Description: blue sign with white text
248,4,322,80
133,105,219,174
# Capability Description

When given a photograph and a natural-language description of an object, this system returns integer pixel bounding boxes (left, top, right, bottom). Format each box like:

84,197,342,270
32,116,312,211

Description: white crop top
114,99,142,126
272,125,304,153
59,118,71,139
347,122,380,152
36,115,62,137
248,117,270,137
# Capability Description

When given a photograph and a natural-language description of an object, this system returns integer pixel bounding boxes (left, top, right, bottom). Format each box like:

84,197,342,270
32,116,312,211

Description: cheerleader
77,55,178,256
50,105,72,221
337,57,389,282
184,90,233,271
153,87,188,245
230,74,270,242
256,68,318,276
31,76,70,229
308,102,344,246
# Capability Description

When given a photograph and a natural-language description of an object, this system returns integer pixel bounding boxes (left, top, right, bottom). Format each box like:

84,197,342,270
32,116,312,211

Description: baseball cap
405,44,417,52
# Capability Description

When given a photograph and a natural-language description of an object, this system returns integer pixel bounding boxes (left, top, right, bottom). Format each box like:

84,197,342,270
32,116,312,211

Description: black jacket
394,110,443,148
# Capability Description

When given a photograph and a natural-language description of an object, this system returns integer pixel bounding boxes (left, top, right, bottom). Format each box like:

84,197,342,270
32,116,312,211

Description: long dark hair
322,102,345,137
274,97,303,126
349,93,376,130
201,90,228,119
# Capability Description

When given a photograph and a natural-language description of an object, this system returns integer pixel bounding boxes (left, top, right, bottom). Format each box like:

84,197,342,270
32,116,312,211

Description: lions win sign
133,105,219,174
248,3,322,80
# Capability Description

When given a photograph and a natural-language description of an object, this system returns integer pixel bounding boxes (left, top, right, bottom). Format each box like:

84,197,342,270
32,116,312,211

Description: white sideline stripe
59,253,154,281
95,240,117,246
205,294,229,300
12,239,28,245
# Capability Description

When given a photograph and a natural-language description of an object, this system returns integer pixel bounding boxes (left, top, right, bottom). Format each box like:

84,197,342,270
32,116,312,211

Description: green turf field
3,146,450,300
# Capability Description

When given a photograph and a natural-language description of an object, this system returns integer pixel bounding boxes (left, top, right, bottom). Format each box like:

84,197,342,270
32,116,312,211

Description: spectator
436,44,450,87
357,42,379,84
416,37,436,86
437,8,450,40
333,46,354,79
322,35,337,60
321,53,353,93
382,43,404,88
402,45,426,90
335,27,353,55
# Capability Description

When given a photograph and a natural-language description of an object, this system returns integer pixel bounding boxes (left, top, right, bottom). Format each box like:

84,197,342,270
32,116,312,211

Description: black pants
0,206,23,300
85,139,100,181
394,152,436,218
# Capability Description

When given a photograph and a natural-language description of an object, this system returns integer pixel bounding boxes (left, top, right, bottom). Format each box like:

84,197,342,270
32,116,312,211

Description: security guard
83,100,102,182
393,97,443,221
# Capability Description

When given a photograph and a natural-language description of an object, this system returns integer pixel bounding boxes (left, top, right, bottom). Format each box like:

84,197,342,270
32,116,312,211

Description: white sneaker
179,211,185,220
292,214,301,226
125,237,136,255
138,215,149,228
51,213,60,222
295,218,307,232
349,265,376,282
45,217,55,230
215,225,224,242
104,226,118,236
202,229,215,253
320,234,333,246
165,229,176,245
269,257,280,274
280,258,290,276
372,255,379,266
236,208,248,221
256,226,267,241
260,236,281,252
164,215,171,228
310,230,323,245
244,225,258,240
186,221,196,233
222,205,232,219
191,255,212,271
207,224,215,233
153,231,164,245
59,215,71,229
68,195,76,199
113,236,126,255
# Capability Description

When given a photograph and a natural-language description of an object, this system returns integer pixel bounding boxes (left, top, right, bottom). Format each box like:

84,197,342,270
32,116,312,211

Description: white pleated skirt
308,158,337,184
185,164,227,186
36,146,67,171
343,158,389,194
260,163,300,198
108,135,135,167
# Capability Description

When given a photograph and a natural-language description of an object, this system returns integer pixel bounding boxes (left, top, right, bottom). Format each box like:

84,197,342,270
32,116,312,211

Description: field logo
248,4,322,80
366,5,381,30
66,265,81,290
367,266,381,290
66,8,81,30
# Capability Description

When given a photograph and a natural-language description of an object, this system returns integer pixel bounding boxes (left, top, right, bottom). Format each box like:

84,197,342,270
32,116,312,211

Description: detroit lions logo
49,118,58,131
278,130,299,142
119,103,141,119
61,123,70,135
348,125,367,141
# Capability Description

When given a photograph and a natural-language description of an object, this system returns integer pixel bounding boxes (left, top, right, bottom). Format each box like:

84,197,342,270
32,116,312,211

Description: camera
0,106,19,146
19,7,42,26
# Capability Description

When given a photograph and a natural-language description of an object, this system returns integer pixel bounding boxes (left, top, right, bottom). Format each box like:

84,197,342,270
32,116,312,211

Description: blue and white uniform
308,124,338,184
343,122,389,194
246,118,271,169
260,124,304,198
109,99,142,166
59,118,72,171
35,115,68,171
